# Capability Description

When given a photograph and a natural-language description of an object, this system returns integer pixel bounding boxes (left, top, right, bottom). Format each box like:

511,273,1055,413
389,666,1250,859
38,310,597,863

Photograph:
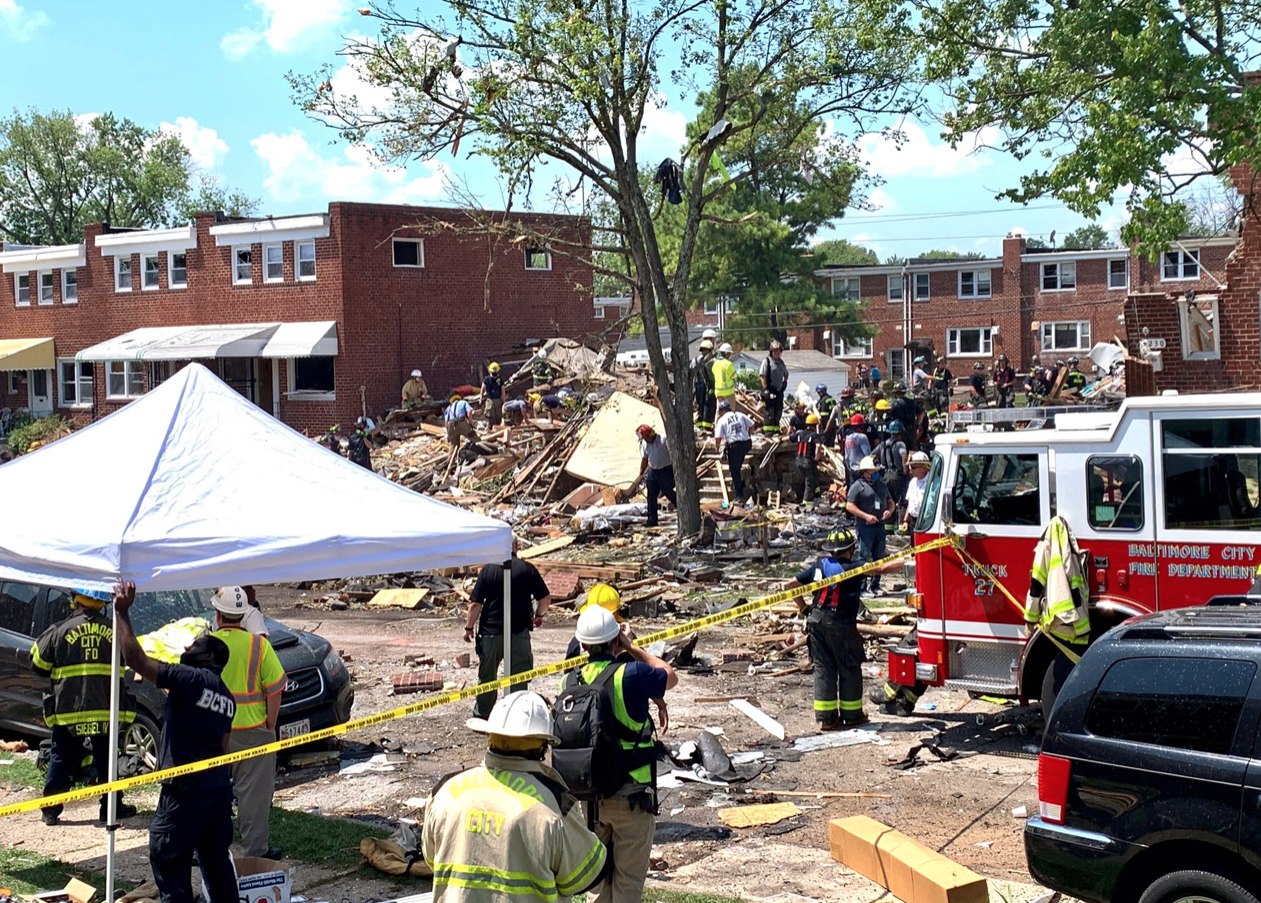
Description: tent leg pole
503,561,514,695
106,601,121,902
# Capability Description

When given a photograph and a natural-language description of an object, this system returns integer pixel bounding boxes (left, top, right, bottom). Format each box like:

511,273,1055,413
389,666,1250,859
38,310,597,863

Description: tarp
0,362,510,591
565,391,665,489
0,337,54,371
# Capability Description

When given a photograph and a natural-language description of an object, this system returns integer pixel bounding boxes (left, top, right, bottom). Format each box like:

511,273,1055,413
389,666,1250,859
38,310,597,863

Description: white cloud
858,121,1002,179
853,186,896,216
639,98,689,158
0,0,48,41
846,231,888,261
251,130,450,203
160,117,230,170
222,0,348,59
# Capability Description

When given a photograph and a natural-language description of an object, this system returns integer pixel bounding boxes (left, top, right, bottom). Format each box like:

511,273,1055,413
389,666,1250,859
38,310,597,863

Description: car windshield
128,589,217,636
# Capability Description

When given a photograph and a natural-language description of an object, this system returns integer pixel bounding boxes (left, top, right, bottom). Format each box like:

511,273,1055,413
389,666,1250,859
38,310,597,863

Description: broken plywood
565,391,665,489
368,588,430,609
519,535,576,559
718,802,802,828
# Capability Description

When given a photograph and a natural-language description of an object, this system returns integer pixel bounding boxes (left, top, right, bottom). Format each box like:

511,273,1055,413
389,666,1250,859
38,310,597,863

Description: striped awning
76,322,338,362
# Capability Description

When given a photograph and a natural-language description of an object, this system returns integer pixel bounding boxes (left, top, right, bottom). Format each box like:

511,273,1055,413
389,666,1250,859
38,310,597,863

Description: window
143,254,160,289
1162,249,1200,280
115,256,132,292
38,271,53,304
148,361,172,388
914,453,944,533
392,238,423,268
593,305,605,319
62,269,77,303
525,248,551,270
0,582,38,634
831,277,860,300
704,297,720,315
1040,320,1091,352
33,587,74,637
887,274,903,302
946,326,992,357
959,270,991,299
264,244,284,283
288,356,336,398
106,361,145,399
951,453,1042,526
234,247,253,284
169,252,187,289
1087,455,1143,530
297,240,316,281
1041,261,1076,291
1108,258,1128,290
8,372,20,393
1087,658,1255,755
1162,418,1261,531
1179,295,1219,360
58,359,93,408
914,273,930,301
15,273,30,307
832,335,873,359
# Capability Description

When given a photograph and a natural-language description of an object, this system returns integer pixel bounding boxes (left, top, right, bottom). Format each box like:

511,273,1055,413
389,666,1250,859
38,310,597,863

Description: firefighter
30,588,137,826
531,346,556,387
1063,357,1089,395
816,384,839,446
791,412,822,505
711,343,737,406
480,362,504,426
759,340,789,434
930,359,954,413
422,692,609,903
785,529,906,729
691,338,716,429
968,361,988,405
875,420,909,508
401,369,428,408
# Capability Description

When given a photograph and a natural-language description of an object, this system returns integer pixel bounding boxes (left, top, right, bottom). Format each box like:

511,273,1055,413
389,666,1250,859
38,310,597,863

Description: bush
7,414,74,456
734,369,762,392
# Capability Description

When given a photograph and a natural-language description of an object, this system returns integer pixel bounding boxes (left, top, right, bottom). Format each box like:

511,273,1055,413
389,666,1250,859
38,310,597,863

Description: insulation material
565,392,665,489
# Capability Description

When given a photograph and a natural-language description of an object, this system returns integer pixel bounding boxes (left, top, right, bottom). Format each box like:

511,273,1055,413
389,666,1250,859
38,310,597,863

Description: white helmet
211,586,249,617
576,606,620,645
466,691,558,742
856,455,880,472
718,342,733,355
909,451,930,465
411,369,423,378
702,328,717,340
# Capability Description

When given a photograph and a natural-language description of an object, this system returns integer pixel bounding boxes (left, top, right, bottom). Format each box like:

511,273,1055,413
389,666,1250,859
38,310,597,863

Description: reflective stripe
814,699,839,712
49,664,114,680
556,840,607,895
432,863,559,901
47,709,135,726
30,642,52,673
839,699,864,711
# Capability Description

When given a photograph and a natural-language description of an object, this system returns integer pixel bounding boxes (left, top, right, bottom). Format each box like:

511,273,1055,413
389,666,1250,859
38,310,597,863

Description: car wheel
1138,870,1260,903
123,711,160,774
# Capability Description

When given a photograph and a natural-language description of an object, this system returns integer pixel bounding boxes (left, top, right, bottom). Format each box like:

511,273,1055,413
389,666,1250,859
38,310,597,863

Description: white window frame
914,272,930,301
1040,320,1092,353
142,254,161,291
525,248,552,271
233,246,253,285
1041,261,1077,292
296,240,316,281
704,297,720,315
392,238,424,268
106,360,145,400
887,273,903,303
831,276,861,300
38,271,54,305
115,256,132,293
264,243,284,283
286,356,337,401
1108,258,1128,290
1162,249,1200,281
57,358,92,408
593,305,605,320
62,268,78,304
168,252,187,289
14,273,29,307
958,269,992,299
1179,295,1220,360
832,335,874,359
946,326,993,357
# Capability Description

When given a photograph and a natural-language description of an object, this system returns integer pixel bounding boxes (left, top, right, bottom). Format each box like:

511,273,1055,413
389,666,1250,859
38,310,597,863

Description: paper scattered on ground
340,753,396,775
792,728,887,752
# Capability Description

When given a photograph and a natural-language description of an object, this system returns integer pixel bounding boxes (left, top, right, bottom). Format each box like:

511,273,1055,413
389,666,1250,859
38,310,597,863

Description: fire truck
889,392,1261,705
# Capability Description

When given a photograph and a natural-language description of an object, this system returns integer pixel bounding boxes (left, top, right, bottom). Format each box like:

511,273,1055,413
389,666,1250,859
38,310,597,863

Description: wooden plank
731,698,786,740
519,535,575,559
751,790,892,800
528,558,641,580
718,802,802,828
367,588,430,609
734,633,796,646
694,695,755,704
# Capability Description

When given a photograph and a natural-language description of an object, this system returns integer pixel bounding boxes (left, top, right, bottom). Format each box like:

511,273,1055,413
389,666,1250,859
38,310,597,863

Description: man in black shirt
993,354,1017,408
968,362,987,404
114,581,237,903
463,553,553,718
887,384,919,452
791,414,821,505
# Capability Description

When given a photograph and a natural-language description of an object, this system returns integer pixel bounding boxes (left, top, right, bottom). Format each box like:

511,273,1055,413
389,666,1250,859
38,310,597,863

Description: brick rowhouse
0,203,596,433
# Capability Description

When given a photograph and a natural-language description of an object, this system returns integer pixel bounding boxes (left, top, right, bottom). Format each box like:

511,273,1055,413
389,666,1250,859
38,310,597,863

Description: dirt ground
0,583,1054,902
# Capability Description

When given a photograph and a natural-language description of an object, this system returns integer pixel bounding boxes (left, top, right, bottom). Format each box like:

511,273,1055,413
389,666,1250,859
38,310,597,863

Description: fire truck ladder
948,405,1112,431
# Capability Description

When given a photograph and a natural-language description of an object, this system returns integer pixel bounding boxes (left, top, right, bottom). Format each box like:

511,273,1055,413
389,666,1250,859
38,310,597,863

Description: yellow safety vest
212,626,285,730
712,359,736,397
569,661,656,787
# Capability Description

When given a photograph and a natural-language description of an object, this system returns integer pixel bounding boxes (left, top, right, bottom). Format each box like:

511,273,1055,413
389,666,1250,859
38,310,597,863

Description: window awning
76,322,338,363
0,337,54,371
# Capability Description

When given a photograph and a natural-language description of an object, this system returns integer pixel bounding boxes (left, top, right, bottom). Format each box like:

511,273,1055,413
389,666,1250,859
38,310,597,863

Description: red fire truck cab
892,393,1261,704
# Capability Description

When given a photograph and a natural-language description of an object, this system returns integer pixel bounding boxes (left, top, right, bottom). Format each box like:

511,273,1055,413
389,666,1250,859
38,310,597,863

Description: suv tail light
1038,753,1072,824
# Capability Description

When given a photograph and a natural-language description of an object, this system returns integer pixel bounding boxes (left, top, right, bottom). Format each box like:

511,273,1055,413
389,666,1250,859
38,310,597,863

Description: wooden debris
753,790,892,800
718,802,802,828
368,588,430,609
730,698,786,739
519,535,576,559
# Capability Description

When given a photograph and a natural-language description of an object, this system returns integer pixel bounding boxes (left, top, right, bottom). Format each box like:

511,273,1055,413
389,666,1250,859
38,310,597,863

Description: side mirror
942,490,954,526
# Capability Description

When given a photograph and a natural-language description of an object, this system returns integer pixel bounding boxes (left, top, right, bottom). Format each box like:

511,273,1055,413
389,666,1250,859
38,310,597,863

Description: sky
0,0,1132,260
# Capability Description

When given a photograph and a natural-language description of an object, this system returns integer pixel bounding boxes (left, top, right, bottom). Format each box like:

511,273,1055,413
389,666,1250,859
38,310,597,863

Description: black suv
1025,607,1261,903
0,583,354,770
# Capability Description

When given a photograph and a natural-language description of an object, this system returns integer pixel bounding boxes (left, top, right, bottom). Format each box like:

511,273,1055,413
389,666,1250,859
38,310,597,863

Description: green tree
913,249,985,259
1061,224,1111,250
919,0,1261,246
176,175,259,223
812,239,878,266
1023,237,1050,250
293,0,919,536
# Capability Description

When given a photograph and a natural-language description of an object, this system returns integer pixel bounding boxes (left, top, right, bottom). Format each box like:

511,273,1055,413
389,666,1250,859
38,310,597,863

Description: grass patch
650,893,747,903
250,808,391,873
0,848,134,895
0,756,43,790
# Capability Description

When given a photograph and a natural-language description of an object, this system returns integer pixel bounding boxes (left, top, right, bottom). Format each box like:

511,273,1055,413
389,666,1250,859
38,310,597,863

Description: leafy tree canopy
913,249,986,259
813,239,879,266
1061,224,1112,249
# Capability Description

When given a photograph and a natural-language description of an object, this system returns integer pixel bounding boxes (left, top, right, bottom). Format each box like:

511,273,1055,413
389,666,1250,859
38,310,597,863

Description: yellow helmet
806,413,820,424
875,399,891,411
528,392,542,402
582,583,624,621
488,362,501,373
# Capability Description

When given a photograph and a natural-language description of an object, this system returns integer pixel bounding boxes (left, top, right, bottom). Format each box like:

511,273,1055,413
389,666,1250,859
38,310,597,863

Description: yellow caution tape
0,535,952,819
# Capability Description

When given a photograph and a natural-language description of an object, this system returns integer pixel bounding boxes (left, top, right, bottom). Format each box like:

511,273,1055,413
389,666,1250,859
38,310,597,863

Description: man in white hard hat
211,586,286,860
711,343,737,407
422,692,608,903
401,369,428,408
844,456,894,598
901,451,932,533
561,608,676,903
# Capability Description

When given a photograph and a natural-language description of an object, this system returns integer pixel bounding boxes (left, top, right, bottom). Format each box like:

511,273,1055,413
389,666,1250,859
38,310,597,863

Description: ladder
947,404,1113,431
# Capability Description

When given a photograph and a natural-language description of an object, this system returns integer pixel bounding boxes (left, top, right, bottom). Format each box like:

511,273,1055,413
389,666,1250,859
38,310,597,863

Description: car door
0,582,43,730
1237,669,1261,875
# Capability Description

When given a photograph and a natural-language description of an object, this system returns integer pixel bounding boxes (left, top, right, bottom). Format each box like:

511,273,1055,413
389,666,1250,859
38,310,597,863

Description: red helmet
850,414,865,425
636,424,655,440
840,386,856,399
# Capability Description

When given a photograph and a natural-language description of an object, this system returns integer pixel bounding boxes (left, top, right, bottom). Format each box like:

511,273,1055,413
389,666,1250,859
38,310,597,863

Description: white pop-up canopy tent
0,363,513,895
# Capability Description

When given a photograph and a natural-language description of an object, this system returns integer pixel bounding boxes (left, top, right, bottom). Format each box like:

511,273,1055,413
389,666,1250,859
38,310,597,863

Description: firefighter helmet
821,528,857,553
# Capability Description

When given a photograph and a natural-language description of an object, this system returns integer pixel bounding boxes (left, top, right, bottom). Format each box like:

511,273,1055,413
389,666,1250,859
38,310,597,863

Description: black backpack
552,664,634,801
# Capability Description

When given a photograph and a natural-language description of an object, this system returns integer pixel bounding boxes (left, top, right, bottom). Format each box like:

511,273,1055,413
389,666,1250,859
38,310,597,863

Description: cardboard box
235,856,294,903
25,878,96,903
913,858,989,903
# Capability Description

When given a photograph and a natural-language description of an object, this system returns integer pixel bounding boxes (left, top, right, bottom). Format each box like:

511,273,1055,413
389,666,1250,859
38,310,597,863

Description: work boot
99,800,138,822
41,810,59,826
841,713,871,728
819,720,844,732
263,847,285,860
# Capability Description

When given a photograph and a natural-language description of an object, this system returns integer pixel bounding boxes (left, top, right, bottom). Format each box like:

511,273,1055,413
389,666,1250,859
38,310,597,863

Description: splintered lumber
730,698,786,740
752,790,892,800
717,454,730,504
519,535,576,559
527,559,642,580
718,802,802,828
694,695,754,704
734,632,796,646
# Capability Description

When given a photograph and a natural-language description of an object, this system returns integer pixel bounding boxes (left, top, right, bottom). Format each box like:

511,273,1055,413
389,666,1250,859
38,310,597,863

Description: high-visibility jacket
711,358,736,398
422,752,607,903
30,608,135,733
566,661,656,788
1025,516,1091,644
212,625,285,730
